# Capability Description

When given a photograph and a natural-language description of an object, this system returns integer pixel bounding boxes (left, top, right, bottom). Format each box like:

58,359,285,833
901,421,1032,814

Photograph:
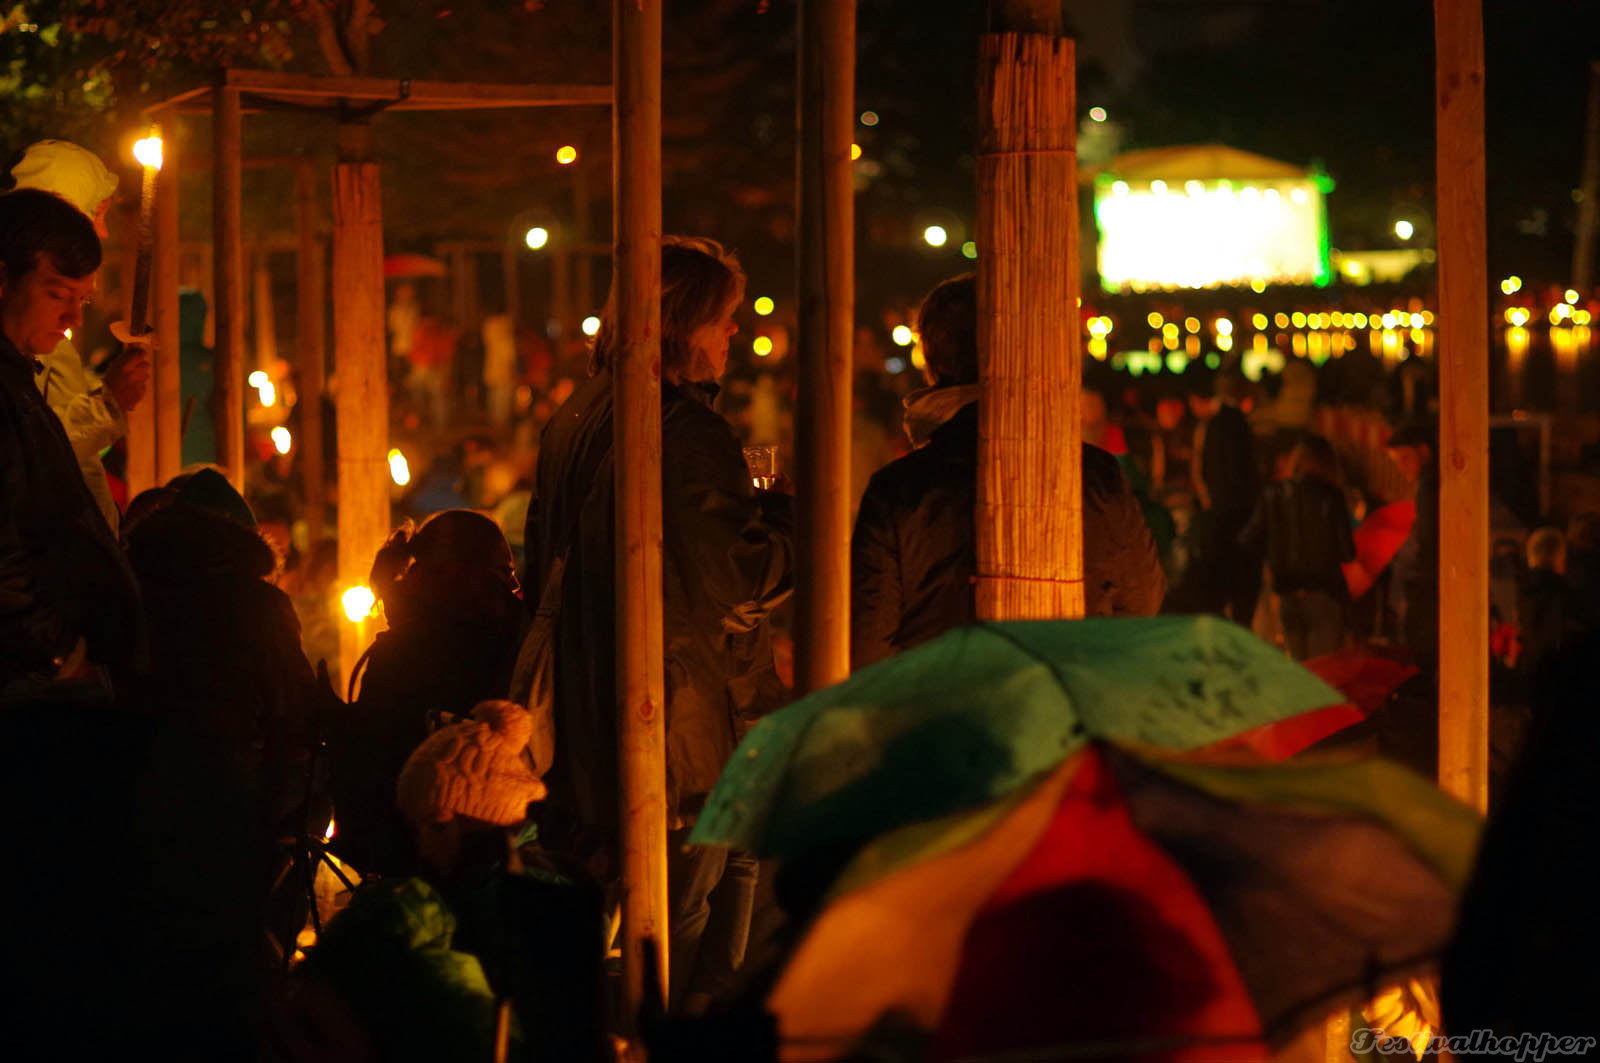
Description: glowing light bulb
752,336,774,357
1111,180,1129,197
891,325,914,346
582,316,601,337
524,227,549,250
133,135,163,171
1215,317,1233,336
859,110,879,126
851,143,862,161
387,447,410,486
960,241,977,260
271,426,292,455
555,145,578,165
248,370,268,388
258,381,276,407
1150,180,1167,195
1394,220,1414,240
753,296,775,316
1184,180,1204,197
1566,289,1580,305
1251,313,1268,330
1088,107,1107,123
922,225,948,248
1146,312,1163,329
342,585,376,623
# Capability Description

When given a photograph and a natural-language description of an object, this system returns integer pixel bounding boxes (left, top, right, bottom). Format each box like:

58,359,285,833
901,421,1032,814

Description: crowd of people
4,134,1597,1057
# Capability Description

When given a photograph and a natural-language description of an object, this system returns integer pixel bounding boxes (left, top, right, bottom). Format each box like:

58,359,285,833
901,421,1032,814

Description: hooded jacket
126,498,315,807
851,396,1165,671
528,370,793,835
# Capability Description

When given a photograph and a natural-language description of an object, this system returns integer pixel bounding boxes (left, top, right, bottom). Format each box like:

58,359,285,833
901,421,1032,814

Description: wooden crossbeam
149,70,611,115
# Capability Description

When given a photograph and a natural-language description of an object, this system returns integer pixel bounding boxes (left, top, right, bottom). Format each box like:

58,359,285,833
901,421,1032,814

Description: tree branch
344,0,374,75
306,0,355,76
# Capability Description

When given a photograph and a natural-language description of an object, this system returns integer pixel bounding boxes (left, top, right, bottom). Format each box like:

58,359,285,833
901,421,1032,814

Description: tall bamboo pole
502,245,519,324
120,205,156,497
1573,61,1600,293
332,125,391,693
253,253,278,372
213,83,246,489
1434,0,1490,812
613,0,667,1019
975,5,1084,622
295,160,327,543
154,118,182,483
795,0,856,690
573,158,595,321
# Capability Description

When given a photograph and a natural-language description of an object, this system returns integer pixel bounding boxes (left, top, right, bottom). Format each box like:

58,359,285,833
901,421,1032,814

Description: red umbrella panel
770,745,1480,1063
1344,500,1417,600
1208,647,1419,761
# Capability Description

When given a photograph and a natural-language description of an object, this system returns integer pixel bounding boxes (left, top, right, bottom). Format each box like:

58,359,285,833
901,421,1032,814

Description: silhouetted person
1239,434,1354,659
528,237,792,1013
851,274,1164,671
1186,371,1262,625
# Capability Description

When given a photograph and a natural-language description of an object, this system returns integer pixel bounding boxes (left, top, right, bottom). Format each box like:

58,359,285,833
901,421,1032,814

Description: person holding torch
9,138,154,531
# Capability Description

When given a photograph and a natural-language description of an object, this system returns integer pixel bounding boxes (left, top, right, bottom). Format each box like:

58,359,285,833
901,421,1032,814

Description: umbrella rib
976,622,1082,721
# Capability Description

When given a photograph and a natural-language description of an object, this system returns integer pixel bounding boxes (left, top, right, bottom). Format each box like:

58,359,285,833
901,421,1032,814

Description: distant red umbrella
383,253,447,279
1344,499,1417,599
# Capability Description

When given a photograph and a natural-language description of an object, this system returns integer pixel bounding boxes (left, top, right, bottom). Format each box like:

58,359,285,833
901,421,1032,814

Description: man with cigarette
10,139,151,531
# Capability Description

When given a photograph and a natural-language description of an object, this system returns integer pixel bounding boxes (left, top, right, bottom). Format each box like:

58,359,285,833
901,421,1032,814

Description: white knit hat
396,700,547,827
11,140,118,218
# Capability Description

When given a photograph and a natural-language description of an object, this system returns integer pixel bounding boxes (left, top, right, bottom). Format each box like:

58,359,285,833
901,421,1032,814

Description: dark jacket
1197,403,1260,521
1517,568,1582,678
850,401,1166,671
333,599,522,873
0,336,142,692
1238,478,1355,598
528,371,793,833
125,499,317,807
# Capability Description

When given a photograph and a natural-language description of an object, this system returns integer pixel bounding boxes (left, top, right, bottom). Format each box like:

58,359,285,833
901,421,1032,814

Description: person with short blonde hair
528,235,789,1014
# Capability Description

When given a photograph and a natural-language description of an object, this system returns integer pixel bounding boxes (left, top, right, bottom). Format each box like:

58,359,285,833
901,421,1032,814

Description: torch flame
342,585,376,623
133,135,164,171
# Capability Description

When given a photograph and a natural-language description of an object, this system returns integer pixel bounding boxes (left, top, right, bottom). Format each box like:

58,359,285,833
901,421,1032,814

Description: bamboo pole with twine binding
975,2,1085,622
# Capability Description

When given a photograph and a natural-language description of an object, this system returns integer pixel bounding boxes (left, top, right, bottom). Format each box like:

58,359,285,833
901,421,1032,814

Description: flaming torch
128,128,164,337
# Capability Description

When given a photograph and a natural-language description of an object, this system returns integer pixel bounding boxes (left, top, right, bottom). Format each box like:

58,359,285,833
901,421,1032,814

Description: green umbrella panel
691,616,1345,857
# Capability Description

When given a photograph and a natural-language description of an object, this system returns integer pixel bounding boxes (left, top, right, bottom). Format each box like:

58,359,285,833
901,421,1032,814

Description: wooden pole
331,125,391,694
154,117,182,483
975,7,1084,622
795,0,856,691
573,160,595,320
253,252,278,372
122,204,157,497
613,0,668,1020
1572,61,1600,293
213,83,246,489
296,160,328,543
1434,0,1490,812
502,244,519,324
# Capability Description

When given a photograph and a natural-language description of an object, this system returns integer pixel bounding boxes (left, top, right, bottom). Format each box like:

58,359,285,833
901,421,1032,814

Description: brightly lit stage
1093,145,1333,293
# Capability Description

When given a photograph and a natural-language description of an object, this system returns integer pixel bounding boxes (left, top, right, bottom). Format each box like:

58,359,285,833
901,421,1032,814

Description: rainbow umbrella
692,617,1344,858
770,744,1479,1062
